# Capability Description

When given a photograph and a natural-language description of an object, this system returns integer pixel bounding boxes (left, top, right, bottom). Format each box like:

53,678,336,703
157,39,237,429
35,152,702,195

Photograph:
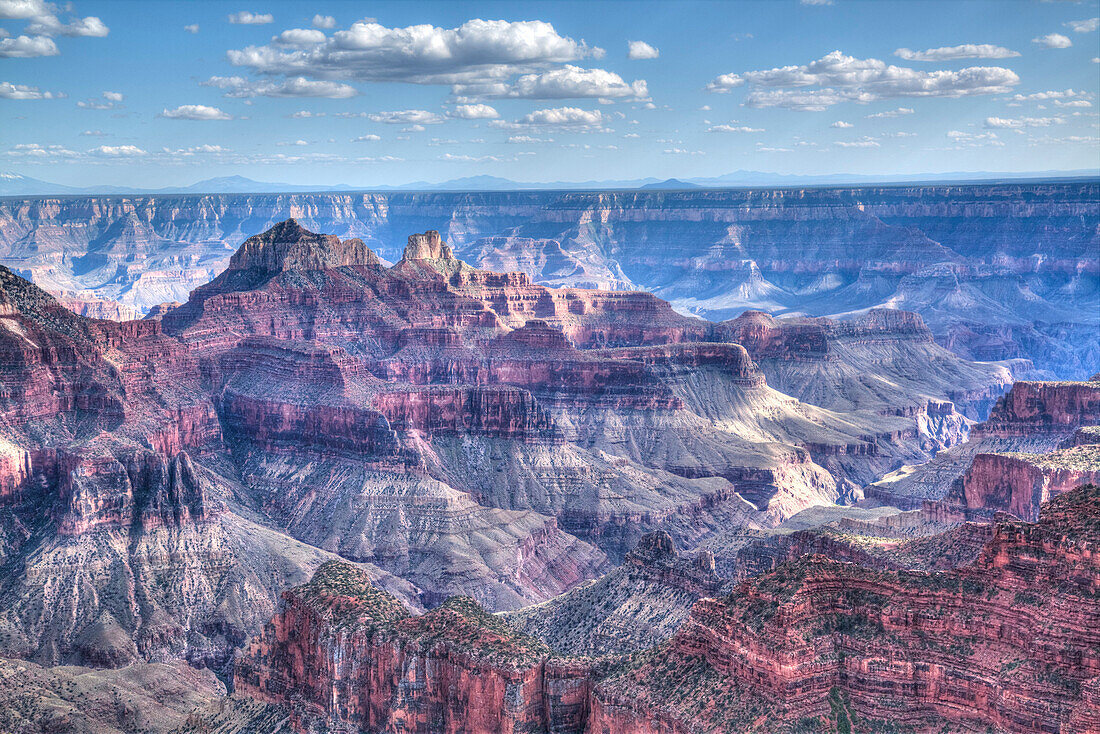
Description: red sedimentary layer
590,485,1100,733
237,486,1100,734
974,379,1100,439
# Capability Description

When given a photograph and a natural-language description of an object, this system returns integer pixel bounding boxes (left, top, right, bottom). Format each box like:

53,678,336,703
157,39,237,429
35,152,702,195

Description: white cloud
368,109,444,124
225,19,600,94
514,106,604,127
1011,88,1090,102
1054,99,1092,108
831,120,853,128
707,51,1018,109
662,148,703,155
159,104,233,120
1032,33,1072,48
228,11,273,25
450,103,499,119
894,44,1019,61
0,80,62,99
627,40,658,59
0,34,57,56
453,65,647,100
946,130,1004,147
312,14,336,29
866,107,915,118
289,110,325,118
835,136,880,147
184,24,199,34
705,73,744,93
89,144,146,156
203,75,357,98
352,134,381,142
707,124,763,132
76,91,124,109
984,115,1065,128
276,139,308,146
507,135,553,143
1065,17,1099,33
401,124,426,133
273,28,326,47
800,0,834,5
80,129,107,136
438,153,504,162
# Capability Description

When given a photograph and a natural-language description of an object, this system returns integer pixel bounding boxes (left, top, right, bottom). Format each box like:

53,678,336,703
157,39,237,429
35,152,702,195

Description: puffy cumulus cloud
662,148,703,155
831,120,853,128
88,144,145,157
0,33,56,56
358,155,403,163
707,51,1018,110
866,106,914,118
1065,18,1099,33
184,24,199,34
509,106,604,127
438,153,505,162
202,75,357,98
276,139,309,146
1054,99,1092,108
103,91,123,102
228,11,273,25
368,109,444,124
288,110,325,118
80,129,107,136
706,124,763,132
0,80,62,99
224,18,600,94
627,40,658,59
312,14,336,29
946,130,1004,147
1032,33,1072,48
351,134,381,142
449,103,499,119
705,73,744,93
984,115,1065,128
507,135,553,143
453,65,647,100
895,44,1019,61
159,104,234,120
273,28,326,47
1,0,108,39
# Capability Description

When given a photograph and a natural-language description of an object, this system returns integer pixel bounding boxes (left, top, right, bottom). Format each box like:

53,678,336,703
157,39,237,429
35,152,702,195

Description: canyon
0,181,1095,377
0,215,1093,733
235,484,1100,734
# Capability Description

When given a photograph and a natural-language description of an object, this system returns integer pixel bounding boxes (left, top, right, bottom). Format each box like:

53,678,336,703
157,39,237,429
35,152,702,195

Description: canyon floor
0,217,1095,734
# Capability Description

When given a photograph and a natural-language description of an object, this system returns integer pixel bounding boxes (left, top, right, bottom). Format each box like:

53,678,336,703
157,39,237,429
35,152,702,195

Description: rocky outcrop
591,484,1100,733
868,376,1100,508
239,486,1100,733
227,218,380,275
503,531,727,657
234,562,595,734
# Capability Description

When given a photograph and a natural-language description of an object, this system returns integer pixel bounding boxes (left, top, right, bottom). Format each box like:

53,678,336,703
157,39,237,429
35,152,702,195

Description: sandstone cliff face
235,562,594,734
868,376,1100,509
590,484,1100,733
237,486,1100,734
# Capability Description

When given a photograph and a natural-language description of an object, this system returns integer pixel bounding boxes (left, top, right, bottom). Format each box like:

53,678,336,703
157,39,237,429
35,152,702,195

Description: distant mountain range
2,169,1097,196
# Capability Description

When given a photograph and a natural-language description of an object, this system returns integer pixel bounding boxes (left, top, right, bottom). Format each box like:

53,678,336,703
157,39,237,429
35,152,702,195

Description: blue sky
2,0,1098,187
